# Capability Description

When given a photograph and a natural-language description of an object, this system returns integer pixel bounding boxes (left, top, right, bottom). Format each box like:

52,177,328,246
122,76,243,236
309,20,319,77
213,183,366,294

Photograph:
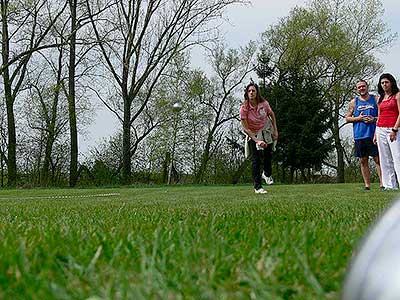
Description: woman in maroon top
376,73,400,190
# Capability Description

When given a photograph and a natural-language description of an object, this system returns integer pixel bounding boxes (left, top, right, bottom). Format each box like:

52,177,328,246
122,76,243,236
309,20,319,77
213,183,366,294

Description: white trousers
376,126,400,189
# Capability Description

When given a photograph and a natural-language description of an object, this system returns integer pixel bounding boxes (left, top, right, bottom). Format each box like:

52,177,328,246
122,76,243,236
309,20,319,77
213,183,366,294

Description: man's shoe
262,172,274,185
363,186,371,191
254,188,268,194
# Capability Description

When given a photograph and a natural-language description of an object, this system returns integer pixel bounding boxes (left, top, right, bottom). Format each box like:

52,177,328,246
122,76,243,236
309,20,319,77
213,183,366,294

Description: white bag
244,137,250,159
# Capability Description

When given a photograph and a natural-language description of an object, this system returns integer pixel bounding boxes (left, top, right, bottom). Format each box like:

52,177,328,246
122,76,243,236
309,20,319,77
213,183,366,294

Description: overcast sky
80,0,400,154
219,0,400,79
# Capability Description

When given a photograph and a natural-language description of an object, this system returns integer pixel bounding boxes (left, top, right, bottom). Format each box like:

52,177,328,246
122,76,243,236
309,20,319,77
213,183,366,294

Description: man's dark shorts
354,138,379,158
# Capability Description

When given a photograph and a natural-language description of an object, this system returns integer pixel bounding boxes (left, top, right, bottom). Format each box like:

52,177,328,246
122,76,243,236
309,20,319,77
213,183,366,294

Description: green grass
0,184,397,300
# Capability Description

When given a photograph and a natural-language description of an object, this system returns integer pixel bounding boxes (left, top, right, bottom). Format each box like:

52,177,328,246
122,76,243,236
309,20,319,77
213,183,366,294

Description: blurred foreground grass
0,184,397,300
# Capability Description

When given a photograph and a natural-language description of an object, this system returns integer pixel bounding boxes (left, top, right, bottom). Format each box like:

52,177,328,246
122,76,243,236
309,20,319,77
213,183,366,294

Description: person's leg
365,137,382,188
377,127,396,189
263,144,273,177
249,140,262,190
355,139,369,188
372,155,383,188
388,130,400,189
360,156,370,188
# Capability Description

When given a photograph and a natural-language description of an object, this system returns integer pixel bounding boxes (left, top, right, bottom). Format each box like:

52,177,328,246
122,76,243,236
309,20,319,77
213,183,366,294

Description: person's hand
363,115,374,123
272,130,278,140
373,135,377,144
390,131,397,142
359,112,370,123
256,140,267,148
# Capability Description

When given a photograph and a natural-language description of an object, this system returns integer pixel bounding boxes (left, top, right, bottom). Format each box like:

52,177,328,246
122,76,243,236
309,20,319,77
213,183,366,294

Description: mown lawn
0,184,397,300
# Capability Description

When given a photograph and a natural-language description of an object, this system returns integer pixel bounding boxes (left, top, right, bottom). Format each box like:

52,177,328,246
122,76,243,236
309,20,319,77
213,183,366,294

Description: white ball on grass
343,197,400,300
172,102,182,111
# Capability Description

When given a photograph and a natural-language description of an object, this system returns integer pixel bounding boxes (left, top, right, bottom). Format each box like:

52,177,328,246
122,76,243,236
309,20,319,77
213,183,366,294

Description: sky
218,0,400,78
79,0,400,155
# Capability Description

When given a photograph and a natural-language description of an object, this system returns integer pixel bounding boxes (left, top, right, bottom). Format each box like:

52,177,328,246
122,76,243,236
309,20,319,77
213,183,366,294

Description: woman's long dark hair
377,73,399,103
244,82,264,106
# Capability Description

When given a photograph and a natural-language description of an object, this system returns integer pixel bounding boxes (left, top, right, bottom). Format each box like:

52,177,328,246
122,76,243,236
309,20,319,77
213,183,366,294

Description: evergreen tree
267,70,333,182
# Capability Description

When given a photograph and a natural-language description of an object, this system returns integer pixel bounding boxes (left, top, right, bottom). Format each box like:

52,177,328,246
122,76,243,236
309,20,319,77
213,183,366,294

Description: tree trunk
5,95,16,187
42,48,62,186
333,102,345,183
282,165,286,183
68,0,78,187
335,135,345,183
195,134,213,183
42,133,56,186
122,96,131,184
289,167,295,184
162,152,171,183
231,159,250,184
1,153,4,187
301,169,307,182
1,2,17,187
35,130,44,185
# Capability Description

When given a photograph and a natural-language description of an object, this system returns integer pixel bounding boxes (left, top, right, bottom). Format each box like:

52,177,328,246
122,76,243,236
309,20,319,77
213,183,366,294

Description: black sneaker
363,186,371,191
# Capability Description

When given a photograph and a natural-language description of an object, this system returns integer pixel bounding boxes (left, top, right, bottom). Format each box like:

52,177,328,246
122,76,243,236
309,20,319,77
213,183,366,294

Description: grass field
0,183,398,300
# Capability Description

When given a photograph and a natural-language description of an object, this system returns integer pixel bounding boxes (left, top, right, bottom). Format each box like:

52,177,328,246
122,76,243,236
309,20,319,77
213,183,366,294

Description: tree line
0,0,394,187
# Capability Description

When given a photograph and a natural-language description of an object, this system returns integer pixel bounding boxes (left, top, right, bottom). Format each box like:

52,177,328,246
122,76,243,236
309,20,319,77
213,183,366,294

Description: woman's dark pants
248,139,273,190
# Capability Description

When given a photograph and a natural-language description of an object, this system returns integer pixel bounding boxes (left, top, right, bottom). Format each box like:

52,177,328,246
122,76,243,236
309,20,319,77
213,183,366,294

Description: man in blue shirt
346,80,382,190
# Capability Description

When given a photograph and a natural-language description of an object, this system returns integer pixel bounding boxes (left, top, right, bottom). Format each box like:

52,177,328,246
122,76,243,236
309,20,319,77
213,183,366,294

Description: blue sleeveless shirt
353,95,378,140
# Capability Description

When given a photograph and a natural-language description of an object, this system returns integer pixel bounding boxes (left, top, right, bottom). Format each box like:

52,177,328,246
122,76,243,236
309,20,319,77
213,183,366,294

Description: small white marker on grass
0,193,121,201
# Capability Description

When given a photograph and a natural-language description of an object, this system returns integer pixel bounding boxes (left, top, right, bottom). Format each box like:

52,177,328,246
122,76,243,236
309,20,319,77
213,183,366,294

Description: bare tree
24,46,70,186
194,42,256,182
65,0,79,186
0,0,67,187
37,0,93,187
85,0,248,184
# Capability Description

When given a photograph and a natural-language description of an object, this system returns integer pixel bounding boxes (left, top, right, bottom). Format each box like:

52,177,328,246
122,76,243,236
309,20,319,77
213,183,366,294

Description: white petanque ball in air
342,197,400,300
172,102,182,111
